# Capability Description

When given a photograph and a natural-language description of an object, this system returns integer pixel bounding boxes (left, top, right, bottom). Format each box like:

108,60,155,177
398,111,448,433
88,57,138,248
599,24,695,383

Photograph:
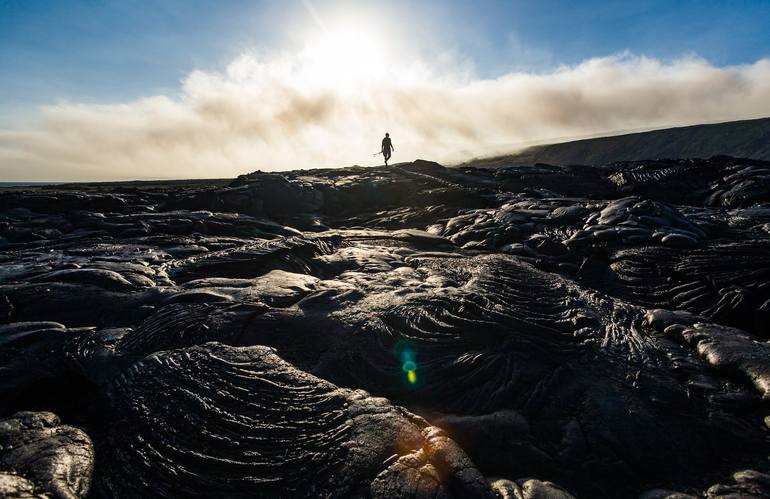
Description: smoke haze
2,51,770,181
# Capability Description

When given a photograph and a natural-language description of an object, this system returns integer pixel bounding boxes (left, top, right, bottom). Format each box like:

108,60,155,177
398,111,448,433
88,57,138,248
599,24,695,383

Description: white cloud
2,50,770,181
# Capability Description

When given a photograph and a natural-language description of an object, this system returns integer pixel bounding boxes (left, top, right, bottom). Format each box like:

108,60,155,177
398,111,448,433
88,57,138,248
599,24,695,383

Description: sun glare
300,25,392,88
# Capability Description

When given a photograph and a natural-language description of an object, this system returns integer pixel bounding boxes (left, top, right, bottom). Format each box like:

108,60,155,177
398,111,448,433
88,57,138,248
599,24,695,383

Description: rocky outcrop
1,157,769,497
100,342,500,497
0,412,93,498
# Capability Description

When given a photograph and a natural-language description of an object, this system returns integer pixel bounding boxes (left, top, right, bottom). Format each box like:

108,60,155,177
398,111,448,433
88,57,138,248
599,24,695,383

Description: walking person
381,133,394,166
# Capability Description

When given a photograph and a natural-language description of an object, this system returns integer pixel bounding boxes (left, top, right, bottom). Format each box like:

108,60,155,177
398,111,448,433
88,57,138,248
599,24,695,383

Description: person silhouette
381,133,394,166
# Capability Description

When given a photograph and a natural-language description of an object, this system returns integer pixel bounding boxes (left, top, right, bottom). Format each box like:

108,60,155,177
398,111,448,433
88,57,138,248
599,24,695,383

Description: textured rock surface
100,343,495,497
1,157,769,497
0,412,93,498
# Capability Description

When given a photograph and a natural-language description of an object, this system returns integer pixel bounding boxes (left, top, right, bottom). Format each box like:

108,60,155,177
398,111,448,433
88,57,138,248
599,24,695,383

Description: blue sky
2,0,769,119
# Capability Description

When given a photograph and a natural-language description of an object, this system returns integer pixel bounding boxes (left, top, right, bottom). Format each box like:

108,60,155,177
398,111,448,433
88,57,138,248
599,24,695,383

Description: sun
299,24,392,88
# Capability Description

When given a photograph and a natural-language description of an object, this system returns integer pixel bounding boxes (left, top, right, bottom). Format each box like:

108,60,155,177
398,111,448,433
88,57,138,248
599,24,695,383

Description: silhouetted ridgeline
464,117,770,167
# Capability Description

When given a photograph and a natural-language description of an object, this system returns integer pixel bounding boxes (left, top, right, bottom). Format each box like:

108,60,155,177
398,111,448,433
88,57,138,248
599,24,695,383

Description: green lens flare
395,341,418,385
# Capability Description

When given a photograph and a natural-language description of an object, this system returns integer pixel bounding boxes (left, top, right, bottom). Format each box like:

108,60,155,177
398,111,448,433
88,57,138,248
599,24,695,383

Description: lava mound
1,157,769,498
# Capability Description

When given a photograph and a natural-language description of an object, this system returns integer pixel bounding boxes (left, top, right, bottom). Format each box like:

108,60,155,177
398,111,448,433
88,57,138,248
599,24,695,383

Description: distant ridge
464,117,770,167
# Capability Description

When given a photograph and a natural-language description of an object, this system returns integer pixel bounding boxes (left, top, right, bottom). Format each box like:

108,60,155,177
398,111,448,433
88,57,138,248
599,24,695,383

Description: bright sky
1,0,770,180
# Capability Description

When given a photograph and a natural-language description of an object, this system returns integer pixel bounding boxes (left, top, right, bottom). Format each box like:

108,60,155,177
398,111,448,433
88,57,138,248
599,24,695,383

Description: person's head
385,132,389,137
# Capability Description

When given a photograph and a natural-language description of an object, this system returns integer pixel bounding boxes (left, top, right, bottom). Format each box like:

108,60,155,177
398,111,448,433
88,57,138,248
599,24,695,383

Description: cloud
2,50,770,181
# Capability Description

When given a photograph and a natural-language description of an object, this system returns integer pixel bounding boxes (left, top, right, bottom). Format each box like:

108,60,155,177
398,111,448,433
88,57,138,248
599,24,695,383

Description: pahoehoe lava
1,156,769,498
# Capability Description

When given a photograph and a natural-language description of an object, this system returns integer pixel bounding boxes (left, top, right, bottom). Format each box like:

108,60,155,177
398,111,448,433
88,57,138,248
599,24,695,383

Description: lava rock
0,411,94,499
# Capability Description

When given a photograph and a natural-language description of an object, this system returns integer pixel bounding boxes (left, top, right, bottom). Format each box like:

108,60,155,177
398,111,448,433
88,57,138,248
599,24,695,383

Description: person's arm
391,142,395,151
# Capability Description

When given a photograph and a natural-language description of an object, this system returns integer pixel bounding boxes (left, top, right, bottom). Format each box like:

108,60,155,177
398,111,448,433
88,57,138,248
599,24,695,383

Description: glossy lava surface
1,157,769,498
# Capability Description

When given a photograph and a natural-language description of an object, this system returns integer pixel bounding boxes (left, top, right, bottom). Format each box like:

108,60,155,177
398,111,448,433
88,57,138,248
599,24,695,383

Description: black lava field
1,156,769,498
